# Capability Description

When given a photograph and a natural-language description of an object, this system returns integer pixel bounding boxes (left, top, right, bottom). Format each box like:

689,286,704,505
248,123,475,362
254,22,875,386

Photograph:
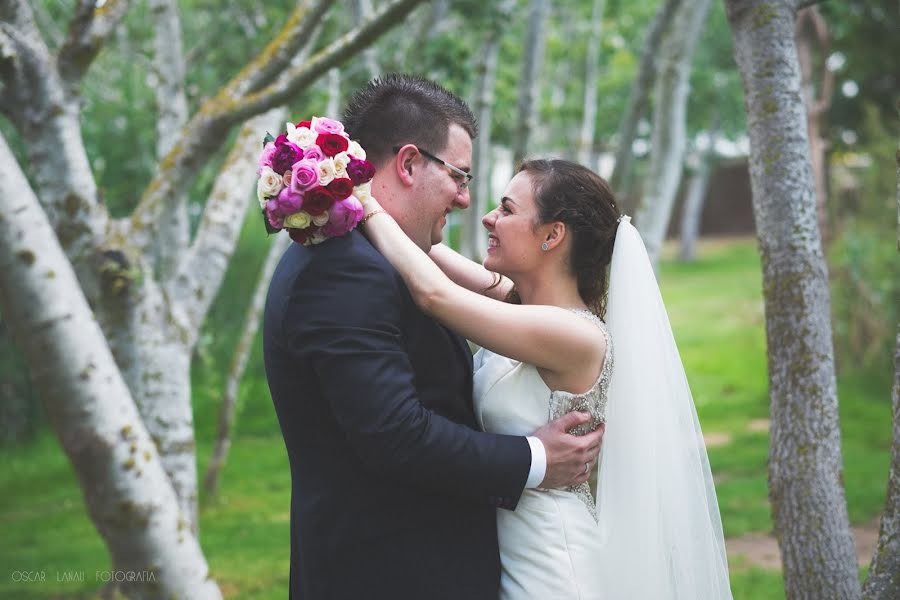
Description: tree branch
797,0,828,9
222,0,331,101
222,0,426,123
129,0,424,256
57,0,132,85
167,108,286,346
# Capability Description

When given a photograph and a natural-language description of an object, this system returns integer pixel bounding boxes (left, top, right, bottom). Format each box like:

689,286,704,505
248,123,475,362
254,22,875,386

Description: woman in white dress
361,158,732,599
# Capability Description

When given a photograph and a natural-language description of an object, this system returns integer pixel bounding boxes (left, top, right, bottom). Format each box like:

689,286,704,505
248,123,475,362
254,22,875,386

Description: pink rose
302,144,325,163
277,187,304,214
290,159,320,193
312,117,345,135
266,209,284,230
257,142,276,174
266,198,281,216
322,195,364,237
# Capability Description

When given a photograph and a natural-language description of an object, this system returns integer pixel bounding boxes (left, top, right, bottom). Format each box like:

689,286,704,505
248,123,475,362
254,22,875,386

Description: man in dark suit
264,74,603,599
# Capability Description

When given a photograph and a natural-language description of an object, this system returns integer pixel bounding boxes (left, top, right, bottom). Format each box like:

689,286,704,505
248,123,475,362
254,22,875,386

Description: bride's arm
428,243,513,301
361,202,604,378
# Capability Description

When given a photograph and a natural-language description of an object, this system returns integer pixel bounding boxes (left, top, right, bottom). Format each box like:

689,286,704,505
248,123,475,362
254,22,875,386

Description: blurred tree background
1,0,897,598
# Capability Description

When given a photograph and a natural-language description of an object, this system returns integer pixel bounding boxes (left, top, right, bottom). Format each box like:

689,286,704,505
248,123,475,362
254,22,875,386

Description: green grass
0,236,893,599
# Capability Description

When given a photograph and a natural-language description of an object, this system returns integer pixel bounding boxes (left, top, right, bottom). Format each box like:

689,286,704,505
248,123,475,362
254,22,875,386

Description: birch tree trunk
150,0,191,281
0,133,222,600
513,0,549,167
607,0,682,195
0,0,424,582
203,231,291,497
725,1,861,597
576,0,606,166
459,0,514,260
861,123,900,600
678,144,716,262
635,0,712,269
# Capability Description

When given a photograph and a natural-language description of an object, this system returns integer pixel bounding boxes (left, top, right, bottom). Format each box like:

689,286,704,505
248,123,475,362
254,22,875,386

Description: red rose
327,177,355,200
316,133,349,157
296,120,312,129
303,186,336,216
289,225,319,245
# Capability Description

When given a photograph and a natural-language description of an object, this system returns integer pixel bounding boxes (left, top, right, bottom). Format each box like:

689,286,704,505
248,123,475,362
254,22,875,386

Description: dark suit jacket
263,230,532,600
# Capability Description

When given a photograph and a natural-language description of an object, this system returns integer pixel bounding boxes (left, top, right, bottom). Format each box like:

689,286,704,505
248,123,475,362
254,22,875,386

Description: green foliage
828,103,899,372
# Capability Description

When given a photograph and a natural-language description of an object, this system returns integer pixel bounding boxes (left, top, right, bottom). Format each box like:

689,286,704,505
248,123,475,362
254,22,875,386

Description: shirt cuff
524,436,547,489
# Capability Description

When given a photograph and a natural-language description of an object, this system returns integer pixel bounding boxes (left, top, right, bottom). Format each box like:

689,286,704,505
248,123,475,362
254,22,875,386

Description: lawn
0,234,893,599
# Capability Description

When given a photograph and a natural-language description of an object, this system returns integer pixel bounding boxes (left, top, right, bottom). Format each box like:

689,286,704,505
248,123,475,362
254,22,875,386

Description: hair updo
517,159,620,319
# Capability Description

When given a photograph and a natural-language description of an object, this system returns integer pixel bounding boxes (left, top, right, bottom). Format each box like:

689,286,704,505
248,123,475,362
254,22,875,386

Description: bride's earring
541,242,549,251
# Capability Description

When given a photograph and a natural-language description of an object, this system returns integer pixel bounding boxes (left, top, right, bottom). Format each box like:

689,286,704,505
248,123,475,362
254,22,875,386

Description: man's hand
532,412,605,489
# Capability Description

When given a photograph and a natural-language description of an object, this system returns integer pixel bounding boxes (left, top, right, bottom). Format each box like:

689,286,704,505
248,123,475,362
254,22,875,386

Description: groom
264,74,603,599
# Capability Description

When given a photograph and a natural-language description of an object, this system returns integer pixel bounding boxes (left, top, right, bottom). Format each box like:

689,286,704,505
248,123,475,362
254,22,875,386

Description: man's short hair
342,73,477,167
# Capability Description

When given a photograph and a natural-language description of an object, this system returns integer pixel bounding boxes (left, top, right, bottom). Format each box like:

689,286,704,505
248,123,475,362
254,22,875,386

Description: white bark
725,1,860,597
168,108,287,348
459,0,514,260
576,0,606,165
608,0,682,194
635,0,712,270
326,68,341,118
204,231,292,497
861,129,900,600
0,133,221,600
513,0,549,167
678,140,716,262
150,0,191,280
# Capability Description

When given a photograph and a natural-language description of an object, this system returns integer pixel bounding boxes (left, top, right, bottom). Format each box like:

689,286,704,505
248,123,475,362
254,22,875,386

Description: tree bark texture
0,133,222,600
860,129,900,600
607,0,682,195
576,0,606,165
725,1,861,597
150,0,191,281
635,0,712,269
513,0,549,167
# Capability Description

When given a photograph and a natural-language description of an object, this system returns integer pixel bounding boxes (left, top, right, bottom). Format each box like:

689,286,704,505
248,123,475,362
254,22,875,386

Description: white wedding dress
473,310,611,600
470,218,733,600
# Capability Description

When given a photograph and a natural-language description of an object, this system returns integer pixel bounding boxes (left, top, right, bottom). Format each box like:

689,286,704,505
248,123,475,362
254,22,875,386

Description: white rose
284,211,312,229
257,167,283,208
317,159,336,187
312,211,330,226
333,152,350,178
347,140,366,160
353,182,372,206
309,233,327,245
287,122,317,149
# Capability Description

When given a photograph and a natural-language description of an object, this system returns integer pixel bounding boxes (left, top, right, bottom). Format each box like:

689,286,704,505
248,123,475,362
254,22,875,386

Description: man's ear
394,145,417,186
543,222,567,251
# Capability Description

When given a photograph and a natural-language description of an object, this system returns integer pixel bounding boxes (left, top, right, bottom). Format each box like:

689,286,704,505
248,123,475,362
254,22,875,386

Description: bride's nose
482,208,497,230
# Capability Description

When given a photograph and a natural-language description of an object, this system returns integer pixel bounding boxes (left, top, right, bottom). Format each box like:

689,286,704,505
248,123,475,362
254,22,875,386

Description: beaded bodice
472,309,613,522
548,309,612,520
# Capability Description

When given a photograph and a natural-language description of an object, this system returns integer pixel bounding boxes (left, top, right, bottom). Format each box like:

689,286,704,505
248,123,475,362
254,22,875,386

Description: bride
361,158,732,599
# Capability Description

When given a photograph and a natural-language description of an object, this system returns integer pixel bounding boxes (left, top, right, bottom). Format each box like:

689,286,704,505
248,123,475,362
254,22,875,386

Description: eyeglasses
392,145,473,191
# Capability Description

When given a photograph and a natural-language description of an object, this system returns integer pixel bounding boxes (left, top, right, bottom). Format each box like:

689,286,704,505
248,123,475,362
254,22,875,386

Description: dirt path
705,418,881,570
726,522,880,570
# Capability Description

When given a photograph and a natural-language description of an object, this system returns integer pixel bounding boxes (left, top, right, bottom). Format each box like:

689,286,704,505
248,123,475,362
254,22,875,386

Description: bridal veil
596,216,733,598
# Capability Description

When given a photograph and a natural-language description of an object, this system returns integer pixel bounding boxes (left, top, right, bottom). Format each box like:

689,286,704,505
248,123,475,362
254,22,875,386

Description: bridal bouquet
257,116,376,245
